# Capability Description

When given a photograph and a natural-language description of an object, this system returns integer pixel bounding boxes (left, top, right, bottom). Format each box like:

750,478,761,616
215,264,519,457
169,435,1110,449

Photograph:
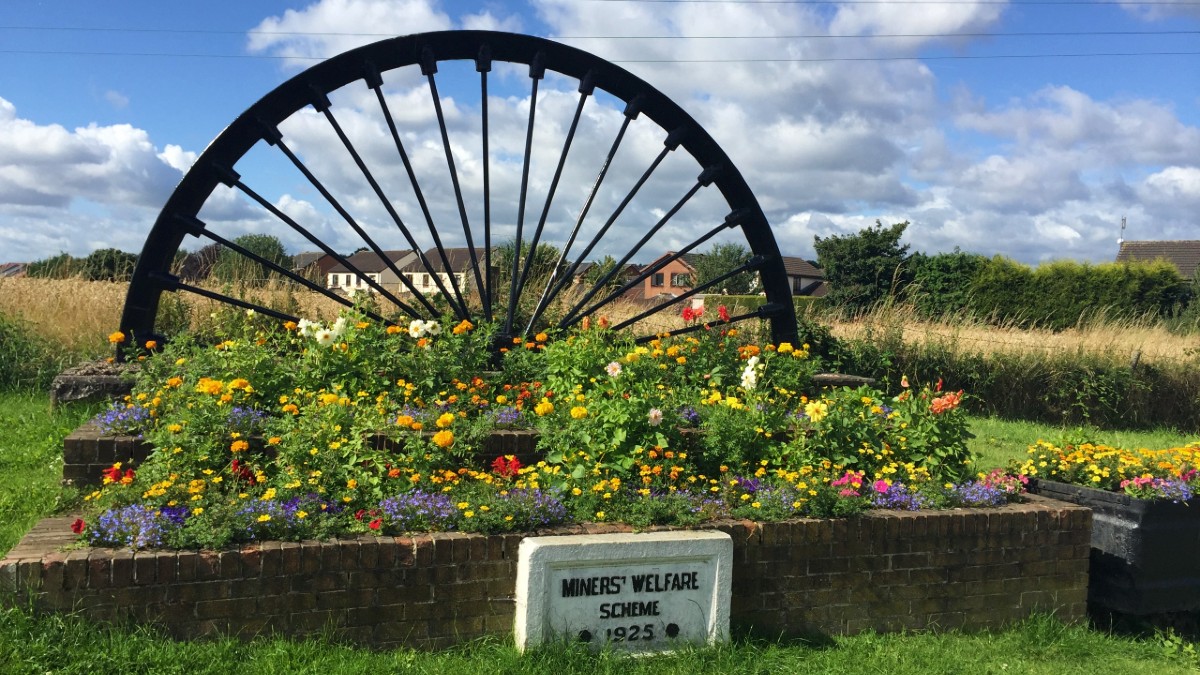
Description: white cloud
0,97,189,260
104,90,130,110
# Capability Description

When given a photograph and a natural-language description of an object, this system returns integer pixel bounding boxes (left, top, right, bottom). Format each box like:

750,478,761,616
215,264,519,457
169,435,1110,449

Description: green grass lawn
2,389,1199,673
967,416,1198,473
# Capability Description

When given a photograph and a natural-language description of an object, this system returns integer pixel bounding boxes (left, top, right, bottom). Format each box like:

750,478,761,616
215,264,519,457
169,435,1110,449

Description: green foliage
78,248,138,282
210,235,291,286
692,242,755,294
814,220,911,313
25,252,78,279
906,249,989,317
967,257,1189,330
0,313,76,391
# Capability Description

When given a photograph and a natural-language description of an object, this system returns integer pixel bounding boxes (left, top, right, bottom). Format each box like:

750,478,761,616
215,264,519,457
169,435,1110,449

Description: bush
0,313,74,391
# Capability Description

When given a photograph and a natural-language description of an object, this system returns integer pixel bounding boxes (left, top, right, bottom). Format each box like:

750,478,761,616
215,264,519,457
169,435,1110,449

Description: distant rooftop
1116,240,1200,280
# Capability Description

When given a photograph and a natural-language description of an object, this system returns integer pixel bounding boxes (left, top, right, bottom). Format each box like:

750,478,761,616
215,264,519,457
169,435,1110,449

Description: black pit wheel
120,30,797,353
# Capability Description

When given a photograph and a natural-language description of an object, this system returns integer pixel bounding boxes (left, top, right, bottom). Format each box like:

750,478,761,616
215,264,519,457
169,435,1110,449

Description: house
639,252,699,300
0,262,26,278
325,250,417,294
781,256,827,297
292,251,337,281
400,247,492,297
1116,240,1200,280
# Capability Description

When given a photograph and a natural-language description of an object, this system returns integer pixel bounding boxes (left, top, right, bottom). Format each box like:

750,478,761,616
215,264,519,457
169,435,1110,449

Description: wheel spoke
308,90,445,316
368,62,470,317
632,305,781,345
171,214,386,322
421,47,476,317
561,212,744,329
611,256,765,332
504,52,546,335
477,46,494,322
513,72,595,313
215,164,423,318
560,164,715,329
524,101,640,333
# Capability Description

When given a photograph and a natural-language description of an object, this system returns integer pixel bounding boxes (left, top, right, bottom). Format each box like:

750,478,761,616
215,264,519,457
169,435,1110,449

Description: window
671,273,691,287
330,275,339,287
422,274,431,288
344,274,351,287
651,273,664,287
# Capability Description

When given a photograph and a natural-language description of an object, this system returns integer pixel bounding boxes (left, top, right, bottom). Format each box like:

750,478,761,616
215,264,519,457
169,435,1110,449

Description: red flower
368,518,382,531
354,509,366,521
71,518,86,534
681,306,695,322
718,305,730,322
491,455,522,478
100,465,122,484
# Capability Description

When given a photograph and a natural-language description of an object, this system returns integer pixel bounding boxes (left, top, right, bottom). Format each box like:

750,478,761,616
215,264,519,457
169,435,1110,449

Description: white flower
606,361,622,378
647,408,663,427
409,319,427,338
297,318,318,337
424,320,441,336
331,317,347,339
741,356,760,391
245,309,256,317
314,329,335,347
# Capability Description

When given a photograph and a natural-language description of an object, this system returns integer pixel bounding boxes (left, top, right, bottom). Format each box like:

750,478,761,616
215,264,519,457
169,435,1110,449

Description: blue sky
1,0,1198,267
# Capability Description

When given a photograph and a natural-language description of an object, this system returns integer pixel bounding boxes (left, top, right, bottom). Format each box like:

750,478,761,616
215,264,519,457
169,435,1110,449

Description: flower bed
1,497,1091,649
1020,441,1200,614
69,307,1011,550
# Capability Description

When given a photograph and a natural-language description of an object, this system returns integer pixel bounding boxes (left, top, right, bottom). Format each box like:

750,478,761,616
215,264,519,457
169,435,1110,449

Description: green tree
79,248,138,281
967,255,1034,325
814,220,911,313
211,235,291,286
692,242,756,295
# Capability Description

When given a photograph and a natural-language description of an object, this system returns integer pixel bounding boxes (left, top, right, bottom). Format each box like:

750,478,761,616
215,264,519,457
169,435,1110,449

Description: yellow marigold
778,342,794,354
195,377,223,395
436,412,456,429
144,340,158,350
432,430,455,449
453,320,474,335
108,331,125,344
230,440,250,453
534,400,554,416
535,332,548,342
570,406,588,420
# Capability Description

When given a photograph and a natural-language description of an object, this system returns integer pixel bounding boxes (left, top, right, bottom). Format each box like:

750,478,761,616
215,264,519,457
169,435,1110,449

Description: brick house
640,252,699,300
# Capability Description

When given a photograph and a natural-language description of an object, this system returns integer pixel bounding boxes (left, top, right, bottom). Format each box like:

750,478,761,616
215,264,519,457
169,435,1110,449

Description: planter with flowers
67,303,1023,552
1021,441,1200,614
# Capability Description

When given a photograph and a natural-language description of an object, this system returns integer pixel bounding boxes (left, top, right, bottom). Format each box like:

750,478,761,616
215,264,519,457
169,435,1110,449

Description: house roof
781,256,823,278
292,251,327,270
327,250,415,274
0,262,26,278
401,247,493,274
1116,240,1200,280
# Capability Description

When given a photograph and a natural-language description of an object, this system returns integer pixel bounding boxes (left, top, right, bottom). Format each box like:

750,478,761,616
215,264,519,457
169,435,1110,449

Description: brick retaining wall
0,496,1090,650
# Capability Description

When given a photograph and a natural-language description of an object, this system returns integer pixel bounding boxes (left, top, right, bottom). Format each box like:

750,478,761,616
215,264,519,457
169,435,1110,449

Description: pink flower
873,480,890,494
647,408,663,426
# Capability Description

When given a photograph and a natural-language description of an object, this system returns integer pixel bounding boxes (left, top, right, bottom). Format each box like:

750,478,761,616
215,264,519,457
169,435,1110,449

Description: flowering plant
73,307,1018,549
1018,440,1200,502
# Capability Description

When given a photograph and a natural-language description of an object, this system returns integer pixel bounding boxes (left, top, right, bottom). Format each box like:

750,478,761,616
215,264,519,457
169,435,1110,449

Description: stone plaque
515,531,732,652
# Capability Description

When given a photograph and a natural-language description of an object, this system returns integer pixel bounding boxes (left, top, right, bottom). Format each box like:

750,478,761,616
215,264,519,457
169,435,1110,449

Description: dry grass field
823,306,1197,366
2,276,1194,370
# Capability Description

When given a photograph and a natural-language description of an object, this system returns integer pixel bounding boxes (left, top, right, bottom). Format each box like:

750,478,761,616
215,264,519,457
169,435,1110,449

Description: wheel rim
120,30,798,353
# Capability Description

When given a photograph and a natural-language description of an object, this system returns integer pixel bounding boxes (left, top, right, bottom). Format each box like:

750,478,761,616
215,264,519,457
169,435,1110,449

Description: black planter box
1030,478,1200,614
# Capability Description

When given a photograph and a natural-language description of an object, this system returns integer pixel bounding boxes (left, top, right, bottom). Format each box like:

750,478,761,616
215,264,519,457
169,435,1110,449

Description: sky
1,0,1198,268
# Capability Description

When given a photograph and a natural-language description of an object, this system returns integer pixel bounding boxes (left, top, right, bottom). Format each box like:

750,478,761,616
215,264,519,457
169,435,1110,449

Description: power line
1,47,1197,63
2,25,1199,39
